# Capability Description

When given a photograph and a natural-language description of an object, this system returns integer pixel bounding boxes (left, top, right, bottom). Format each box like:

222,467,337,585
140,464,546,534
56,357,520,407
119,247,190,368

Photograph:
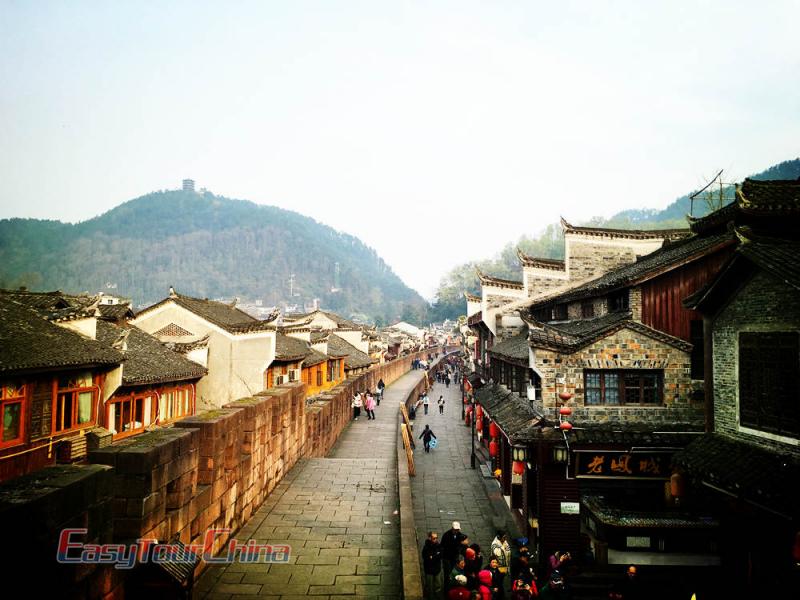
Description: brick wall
0,348,446,598
534,329,702,426
712,272,800,458
567,240,638,282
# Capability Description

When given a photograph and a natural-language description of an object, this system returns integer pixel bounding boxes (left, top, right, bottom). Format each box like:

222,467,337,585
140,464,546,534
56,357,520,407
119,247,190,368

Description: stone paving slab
409,378,521,568
195,367,428,598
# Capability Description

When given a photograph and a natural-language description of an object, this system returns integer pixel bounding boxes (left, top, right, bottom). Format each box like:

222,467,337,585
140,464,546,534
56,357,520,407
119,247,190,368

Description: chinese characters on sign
574,452,671,479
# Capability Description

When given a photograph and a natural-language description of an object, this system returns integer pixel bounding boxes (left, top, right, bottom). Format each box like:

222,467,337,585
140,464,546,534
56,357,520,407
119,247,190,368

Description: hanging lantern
559,406,572,416
559,421,573,431
558,391,573,402
512,460,525,485
476,417,483,432
476,405,483,420
489,440,499,457
489,422,500,439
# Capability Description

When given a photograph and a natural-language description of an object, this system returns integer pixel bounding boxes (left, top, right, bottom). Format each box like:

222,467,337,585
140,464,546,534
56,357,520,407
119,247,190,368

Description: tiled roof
137,291,277,334
164,334,210,354
526,312,692,353
672,433,800,519
738,178,800,214
476,269,524,290
488,332,528,363
0,297,123,375
567,424,703,446
527,231,736,307
96,321,206,385
689,179,800,233
303,349,328,367
517,249,565,270
97,303,134,321
560,217,691,241
283,310,360,330
737,236,800,291
327,334,374,369
475,385,543,442
275,333,311,362
464,292,481,302
581,495,718,529
467,311,483,327
310,331,328,343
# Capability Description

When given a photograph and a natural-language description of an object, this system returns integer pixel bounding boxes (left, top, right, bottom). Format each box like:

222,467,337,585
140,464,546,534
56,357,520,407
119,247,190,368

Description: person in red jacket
477,570,494,600
448,574,471,599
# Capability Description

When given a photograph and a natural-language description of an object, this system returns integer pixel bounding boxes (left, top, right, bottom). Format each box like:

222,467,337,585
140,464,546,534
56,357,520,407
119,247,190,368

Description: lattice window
584,370,661,405
153,322,194,337
1,382,25,448
739,332,800,437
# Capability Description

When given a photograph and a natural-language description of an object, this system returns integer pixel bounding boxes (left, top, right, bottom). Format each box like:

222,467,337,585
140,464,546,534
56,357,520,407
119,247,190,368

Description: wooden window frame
584,369,663,406
52,373,98,434
316,368,322,387
581,300,595,319
739,332,800,437
158,385,194,425
552,304,568,320
608,290,630,313
108,392,153,439
1,382,26,449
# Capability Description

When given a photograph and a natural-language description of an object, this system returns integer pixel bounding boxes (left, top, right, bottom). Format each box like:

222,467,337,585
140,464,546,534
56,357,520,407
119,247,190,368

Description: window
54,372,96,433
533,308,550,322
584,370,662,405
581,301,595,319
1,382,25,448
159,386,193,423
108,393,152,438
608,290,629,313
316,368,322,387
552,304,568,320
739,332,800,437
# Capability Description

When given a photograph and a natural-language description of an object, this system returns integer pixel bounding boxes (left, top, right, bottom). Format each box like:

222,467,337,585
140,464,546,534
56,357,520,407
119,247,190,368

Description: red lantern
489,440,499,457
512,460,525,485
489,422,500,438
559,421,573,431
670,473,684,498
558,391,573,402
476,406,483,420
559,406,572,416
476,418,483,432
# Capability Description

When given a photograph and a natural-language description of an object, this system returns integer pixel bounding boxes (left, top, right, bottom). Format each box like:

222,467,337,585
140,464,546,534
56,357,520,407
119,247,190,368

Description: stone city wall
0,347,447,599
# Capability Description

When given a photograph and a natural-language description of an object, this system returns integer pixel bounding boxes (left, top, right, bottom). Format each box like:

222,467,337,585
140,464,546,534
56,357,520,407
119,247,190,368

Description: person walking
419,424,437,453
351,393,362,421
377,378,385,405
422,531,443,600
445,374,451,388
492,531,512,594
423,393,430,415
438,395,445,415
365,393,376,420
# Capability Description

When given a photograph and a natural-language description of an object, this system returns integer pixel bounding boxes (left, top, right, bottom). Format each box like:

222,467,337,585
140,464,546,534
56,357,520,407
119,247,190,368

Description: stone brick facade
566,238,639,282
712,272,800,458
533,328,702,426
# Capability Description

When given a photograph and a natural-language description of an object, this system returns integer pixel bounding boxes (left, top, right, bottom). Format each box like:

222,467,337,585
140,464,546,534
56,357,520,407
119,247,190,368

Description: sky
1,1,799,299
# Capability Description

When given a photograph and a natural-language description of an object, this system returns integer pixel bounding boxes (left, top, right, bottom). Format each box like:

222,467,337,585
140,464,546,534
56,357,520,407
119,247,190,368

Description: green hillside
0,190,427,325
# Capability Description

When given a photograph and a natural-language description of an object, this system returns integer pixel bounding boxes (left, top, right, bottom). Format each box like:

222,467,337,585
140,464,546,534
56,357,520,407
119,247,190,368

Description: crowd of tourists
350,378,385,421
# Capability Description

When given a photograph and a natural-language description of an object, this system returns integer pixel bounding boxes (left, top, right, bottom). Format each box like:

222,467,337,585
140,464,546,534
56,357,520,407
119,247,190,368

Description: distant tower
182,179,195,192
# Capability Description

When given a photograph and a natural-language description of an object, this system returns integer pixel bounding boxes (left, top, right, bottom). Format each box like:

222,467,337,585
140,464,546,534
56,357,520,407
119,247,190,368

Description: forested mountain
428,158,800,322
0,190,427,325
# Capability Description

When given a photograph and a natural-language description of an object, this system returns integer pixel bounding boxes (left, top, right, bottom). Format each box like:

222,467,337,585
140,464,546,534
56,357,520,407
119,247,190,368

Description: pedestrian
539,571,568,600
477,570,493,600
422,531,443,600
423,393,430,415
377,378,385,405
351,393,362,421
438,395,445,415
448,556,467,590
464,544,483,589
418,424,437,453
448,574,471,599
610,565,642,600
488,557,505,599
492,531,512,577
365,392,376,420
441,521,467,590
446,374,451,388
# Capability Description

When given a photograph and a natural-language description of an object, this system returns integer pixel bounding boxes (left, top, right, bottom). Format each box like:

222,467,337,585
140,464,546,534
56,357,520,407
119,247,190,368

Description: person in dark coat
441,521,467,591
422,531,443,600
419,424,437,452
488,557,505,599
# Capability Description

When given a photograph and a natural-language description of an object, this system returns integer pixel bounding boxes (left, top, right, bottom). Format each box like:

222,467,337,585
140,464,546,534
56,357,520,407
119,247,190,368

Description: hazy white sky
1,1,798,299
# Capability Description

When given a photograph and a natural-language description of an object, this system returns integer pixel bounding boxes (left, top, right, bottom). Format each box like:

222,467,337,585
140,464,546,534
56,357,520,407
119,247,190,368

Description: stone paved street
195,369,425,599
410,377,521,569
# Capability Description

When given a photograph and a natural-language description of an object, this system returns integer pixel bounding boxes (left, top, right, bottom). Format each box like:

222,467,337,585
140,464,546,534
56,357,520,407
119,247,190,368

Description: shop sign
560,502,580,514
574,451,671,479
